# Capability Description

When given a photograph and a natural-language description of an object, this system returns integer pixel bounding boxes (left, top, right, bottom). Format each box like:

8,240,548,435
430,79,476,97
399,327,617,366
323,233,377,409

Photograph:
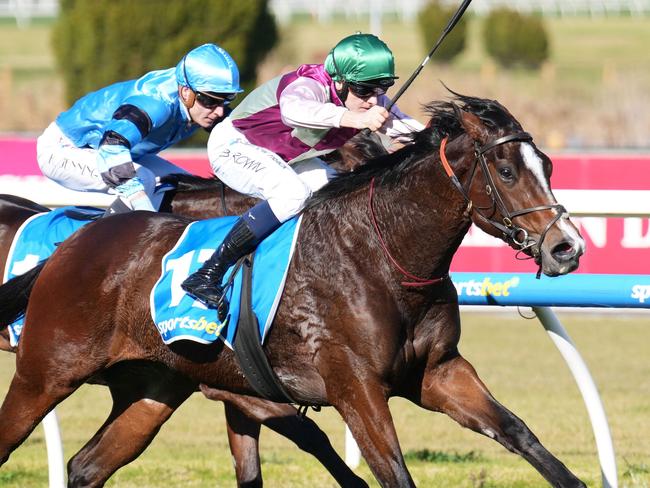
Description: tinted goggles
348,84,387,99
195,91,237,109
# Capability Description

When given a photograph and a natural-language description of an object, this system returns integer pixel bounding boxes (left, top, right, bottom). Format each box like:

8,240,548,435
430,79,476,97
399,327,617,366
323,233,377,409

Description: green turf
0,312,648,486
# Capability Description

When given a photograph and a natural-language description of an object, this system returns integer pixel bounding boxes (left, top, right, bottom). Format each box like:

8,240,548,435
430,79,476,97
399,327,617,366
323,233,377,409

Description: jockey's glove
116,177,156,212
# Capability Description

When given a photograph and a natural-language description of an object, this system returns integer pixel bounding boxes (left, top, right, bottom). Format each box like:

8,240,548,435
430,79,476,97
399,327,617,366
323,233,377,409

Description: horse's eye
497,166,515,182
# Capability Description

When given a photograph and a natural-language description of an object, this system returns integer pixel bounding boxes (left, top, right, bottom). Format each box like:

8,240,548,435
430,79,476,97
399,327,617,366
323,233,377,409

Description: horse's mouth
540,239,584,276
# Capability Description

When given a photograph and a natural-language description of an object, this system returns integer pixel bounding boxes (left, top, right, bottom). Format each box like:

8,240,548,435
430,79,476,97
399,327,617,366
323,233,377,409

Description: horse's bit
440,132,567,268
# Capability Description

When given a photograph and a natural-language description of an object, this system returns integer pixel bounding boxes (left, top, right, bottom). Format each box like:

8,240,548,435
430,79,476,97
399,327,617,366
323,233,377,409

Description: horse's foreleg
202,387,369,488
0,369,77,465
331,379,414,488
417,354,585,488
67,373,195,487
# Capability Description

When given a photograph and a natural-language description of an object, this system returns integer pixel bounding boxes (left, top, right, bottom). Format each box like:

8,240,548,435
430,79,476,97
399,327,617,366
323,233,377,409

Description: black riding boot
181,218,259,319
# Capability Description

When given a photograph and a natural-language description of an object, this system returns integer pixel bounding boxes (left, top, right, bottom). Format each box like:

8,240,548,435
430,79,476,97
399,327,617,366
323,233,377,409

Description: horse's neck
170,189,223,219
379,161,470,277
319,153,471,284
0,194,49,213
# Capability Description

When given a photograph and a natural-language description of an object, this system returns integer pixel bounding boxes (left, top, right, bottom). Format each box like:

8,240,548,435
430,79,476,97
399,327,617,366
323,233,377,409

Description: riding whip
386,0,473,112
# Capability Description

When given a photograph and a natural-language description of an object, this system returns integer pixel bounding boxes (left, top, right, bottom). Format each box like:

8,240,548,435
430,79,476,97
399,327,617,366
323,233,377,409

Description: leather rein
369,131,567,286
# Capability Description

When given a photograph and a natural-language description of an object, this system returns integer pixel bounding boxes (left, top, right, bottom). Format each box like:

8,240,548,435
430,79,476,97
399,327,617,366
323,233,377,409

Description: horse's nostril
551,241,578,261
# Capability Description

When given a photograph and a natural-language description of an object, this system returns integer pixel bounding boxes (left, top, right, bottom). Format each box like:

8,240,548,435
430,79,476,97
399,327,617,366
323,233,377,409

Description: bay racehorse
0,132,387,487
0,94,585,487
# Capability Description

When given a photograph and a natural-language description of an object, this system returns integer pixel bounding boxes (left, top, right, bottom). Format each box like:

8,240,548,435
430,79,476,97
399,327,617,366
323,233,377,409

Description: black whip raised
386,0,473,112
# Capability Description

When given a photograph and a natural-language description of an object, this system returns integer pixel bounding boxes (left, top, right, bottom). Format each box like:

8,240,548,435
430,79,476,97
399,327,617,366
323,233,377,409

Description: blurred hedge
483,8,549,69
52,0,278,105
417,0,467,64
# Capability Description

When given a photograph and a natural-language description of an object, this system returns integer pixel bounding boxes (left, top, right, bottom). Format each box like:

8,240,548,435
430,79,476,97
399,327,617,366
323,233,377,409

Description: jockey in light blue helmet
39,43,243,216
176,43,243,109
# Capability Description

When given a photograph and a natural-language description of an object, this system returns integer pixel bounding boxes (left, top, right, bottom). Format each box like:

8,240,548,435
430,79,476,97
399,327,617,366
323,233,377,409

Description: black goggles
195,91,237,109
348,80,394,99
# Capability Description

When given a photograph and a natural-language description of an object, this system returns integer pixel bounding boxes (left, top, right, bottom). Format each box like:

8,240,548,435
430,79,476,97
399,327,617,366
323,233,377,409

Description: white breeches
207,119,338,222
36,122,188,208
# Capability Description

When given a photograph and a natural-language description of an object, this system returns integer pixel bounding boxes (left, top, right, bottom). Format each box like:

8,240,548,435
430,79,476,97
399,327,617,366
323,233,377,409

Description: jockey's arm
278,76,425,138
279,77,348,129
97,98,169,211
279,78,393,132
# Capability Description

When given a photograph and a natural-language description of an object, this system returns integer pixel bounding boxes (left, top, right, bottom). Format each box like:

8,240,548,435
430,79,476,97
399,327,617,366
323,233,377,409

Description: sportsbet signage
452,272,650,308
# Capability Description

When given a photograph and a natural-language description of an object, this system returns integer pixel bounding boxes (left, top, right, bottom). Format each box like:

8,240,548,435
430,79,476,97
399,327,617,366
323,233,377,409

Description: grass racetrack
0,312,648,487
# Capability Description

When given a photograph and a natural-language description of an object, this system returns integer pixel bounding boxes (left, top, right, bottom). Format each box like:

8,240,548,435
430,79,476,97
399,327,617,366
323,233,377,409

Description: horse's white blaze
520,143,585,247
520,143,551,196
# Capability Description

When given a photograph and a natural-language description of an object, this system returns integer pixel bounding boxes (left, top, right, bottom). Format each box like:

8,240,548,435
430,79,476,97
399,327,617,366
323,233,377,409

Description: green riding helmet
325,33,398,87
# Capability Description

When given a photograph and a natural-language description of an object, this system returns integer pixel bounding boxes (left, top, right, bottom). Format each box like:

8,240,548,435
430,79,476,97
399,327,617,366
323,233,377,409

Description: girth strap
232,254,297,404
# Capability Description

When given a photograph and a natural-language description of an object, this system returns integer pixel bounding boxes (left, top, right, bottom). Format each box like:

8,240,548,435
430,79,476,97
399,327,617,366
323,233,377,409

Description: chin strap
335,81,349,103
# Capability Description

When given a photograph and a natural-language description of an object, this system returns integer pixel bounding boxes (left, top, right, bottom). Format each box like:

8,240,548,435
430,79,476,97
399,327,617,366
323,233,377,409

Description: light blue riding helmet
175,43,243,94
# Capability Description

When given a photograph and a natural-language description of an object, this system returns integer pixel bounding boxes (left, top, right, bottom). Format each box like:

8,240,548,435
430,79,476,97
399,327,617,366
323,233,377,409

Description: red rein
368,176,448,288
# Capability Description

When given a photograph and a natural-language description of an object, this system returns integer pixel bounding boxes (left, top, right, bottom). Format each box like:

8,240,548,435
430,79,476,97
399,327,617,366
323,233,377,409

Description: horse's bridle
367,131,567,287
440,132,567,265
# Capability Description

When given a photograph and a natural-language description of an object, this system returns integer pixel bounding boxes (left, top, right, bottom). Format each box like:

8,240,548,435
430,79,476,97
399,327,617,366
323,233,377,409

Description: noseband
440,133,567,267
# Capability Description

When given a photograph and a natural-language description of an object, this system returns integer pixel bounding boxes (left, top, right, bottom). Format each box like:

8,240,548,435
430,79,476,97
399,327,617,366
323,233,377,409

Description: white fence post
42,409,65,487
533,306,618,488
345,425,361,468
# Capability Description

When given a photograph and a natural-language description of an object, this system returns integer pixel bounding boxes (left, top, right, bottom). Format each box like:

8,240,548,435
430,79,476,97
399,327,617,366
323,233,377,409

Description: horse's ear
459,109,489,144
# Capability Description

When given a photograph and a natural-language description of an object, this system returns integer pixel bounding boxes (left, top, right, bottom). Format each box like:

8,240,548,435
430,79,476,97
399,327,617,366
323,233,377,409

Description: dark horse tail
0,261,47,327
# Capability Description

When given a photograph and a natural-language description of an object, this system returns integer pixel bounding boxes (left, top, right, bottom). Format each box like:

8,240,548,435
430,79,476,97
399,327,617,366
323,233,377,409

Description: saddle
63,206,104,221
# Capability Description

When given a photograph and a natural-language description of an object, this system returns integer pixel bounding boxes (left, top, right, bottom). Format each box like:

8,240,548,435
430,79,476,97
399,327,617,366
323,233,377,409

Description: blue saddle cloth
3,206,102,345
151,216,301,347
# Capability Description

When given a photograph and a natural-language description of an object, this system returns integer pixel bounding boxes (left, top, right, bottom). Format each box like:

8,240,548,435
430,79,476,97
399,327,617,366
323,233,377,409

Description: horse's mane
0,194,51,212
425,92,523,138
159,173,223,192
305,93,522,208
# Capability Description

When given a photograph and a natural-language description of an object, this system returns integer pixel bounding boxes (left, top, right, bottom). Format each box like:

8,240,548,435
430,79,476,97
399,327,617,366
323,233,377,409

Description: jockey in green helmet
181,33,424,318
324,33,398,103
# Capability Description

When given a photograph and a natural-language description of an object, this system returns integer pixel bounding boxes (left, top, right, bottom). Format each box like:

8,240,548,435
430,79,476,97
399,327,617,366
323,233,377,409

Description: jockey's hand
115,177,156,212
342,105,389,132
100,161,137,188
126,190,156,211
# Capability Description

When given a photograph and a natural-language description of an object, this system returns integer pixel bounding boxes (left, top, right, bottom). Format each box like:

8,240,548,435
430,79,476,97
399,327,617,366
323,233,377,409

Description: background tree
417,0,467,64
483,8,549,69
52,0,278,106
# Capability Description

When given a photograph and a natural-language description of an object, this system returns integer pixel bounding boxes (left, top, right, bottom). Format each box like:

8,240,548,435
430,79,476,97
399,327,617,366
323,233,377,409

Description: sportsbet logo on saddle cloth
151,216,301,346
